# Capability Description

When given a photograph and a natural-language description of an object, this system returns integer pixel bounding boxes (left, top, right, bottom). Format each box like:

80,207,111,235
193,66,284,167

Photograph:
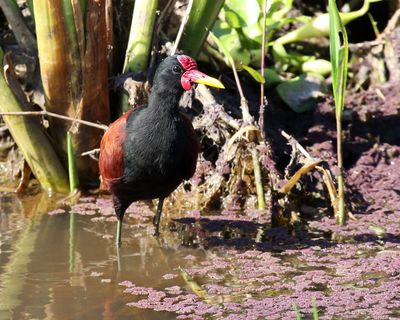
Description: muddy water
1,192,399,320
0,192,204,320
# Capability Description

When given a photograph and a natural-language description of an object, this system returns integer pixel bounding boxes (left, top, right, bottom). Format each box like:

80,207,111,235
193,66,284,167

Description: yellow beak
194,75,225,89
183,69,225,90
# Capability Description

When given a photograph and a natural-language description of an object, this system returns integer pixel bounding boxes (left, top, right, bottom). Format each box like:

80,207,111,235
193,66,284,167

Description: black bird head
152,55,224,95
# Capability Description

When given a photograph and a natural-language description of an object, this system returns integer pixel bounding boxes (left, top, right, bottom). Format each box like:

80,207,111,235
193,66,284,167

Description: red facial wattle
177,55,198,91
181,70,208,91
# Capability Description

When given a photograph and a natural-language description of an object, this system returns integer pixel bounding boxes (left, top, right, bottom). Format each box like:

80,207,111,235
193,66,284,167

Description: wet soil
265,80,400,216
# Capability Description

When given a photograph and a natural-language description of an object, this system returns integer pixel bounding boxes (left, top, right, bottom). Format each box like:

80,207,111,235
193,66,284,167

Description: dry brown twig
279,130,356,221
258,0,268,138
171,0,194,55
0,110,108,131
229,54,266,209
349,8,400,51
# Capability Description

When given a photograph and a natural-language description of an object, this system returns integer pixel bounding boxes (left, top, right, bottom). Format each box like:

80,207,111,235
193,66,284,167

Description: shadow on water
171,216,400,252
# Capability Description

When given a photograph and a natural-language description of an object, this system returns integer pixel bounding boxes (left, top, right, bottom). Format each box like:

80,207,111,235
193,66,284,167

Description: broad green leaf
242,21,263,45
212,21,241,54
269,0,293,21
224,0,260,28
276,74,326,113
224,10,242,28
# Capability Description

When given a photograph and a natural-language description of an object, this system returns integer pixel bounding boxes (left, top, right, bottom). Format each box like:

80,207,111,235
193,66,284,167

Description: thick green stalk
34,0,110,186
179,0,225,58
123,0,158,73
0,48,69,194
119,0,158,114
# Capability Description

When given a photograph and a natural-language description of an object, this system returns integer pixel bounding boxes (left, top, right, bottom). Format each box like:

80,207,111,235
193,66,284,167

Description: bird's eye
173,65,182,74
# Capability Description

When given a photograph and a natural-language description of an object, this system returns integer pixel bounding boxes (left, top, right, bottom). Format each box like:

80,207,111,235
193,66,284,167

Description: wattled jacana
99,55,224,245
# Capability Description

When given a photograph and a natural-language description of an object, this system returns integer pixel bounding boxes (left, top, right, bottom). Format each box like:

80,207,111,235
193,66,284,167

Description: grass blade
312,298,319,320
293,303,302,320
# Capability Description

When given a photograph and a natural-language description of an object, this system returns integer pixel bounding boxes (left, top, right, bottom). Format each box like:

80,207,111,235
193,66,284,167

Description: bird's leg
116,218,122,247
153,198,165,236
113,196,126,247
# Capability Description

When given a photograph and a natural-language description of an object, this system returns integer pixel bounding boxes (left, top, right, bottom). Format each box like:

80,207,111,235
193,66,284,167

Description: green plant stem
336,120,345,225
67,132,79,192
312,298,319,319
179,0,224,58
293,303,302,320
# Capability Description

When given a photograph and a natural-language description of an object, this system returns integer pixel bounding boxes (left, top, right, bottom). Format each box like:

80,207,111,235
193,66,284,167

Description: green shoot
67,132,79,192
329,0,349,225
293,303,302,320
312,298,319,320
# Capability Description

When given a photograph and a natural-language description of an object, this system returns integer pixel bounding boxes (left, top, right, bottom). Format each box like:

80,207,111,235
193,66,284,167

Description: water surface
1,192,399,319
